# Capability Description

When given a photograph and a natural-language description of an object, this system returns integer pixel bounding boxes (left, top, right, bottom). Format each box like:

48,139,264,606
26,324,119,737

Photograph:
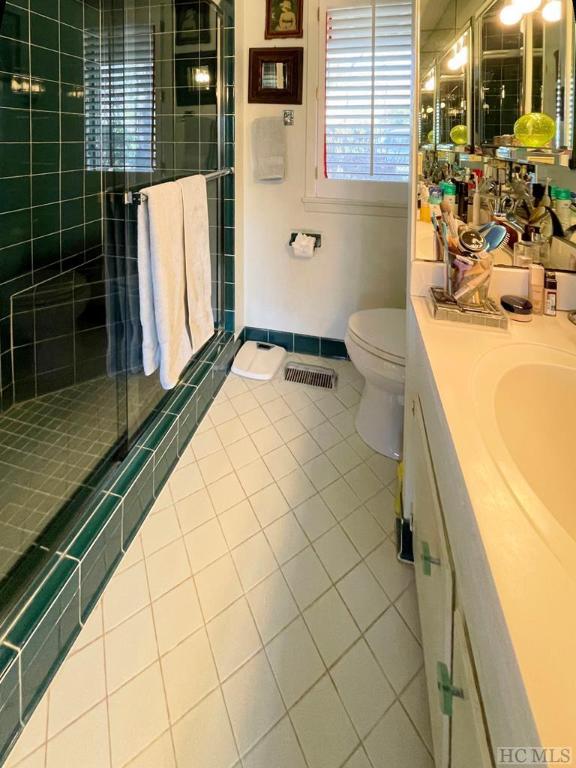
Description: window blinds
324,1,412,182
85,26,155,172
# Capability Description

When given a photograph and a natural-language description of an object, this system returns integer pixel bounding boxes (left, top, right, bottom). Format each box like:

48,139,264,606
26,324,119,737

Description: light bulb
542,0,562,20
459,46,468,65
500,3,523,23
512,0,541,11
447,54,460,71
423,76,435,91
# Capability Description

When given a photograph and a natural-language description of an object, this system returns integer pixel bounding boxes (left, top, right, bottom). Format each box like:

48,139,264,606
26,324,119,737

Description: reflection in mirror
261,61,288,89
438,31,470,146
420,69,436,146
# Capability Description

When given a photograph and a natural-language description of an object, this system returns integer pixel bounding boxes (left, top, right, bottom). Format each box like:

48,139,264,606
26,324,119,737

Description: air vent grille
284,363,337,390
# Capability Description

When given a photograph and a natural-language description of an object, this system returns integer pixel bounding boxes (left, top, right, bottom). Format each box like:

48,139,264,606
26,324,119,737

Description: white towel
177,175,215,351
137,182,193,390
252,117,286,181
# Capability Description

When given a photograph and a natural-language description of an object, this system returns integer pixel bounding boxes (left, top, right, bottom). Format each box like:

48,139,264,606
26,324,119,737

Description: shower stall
0,0,235,634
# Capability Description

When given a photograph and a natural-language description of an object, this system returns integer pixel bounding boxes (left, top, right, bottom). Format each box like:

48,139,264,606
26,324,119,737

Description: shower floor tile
5,356,433,768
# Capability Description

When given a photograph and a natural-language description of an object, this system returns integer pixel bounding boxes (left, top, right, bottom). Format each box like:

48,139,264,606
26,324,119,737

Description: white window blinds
324,1,412,182
85,26,156,172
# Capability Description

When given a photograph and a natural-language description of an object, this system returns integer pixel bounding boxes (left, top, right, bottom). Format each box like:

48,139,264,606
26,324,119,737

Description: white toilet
345,308,406,460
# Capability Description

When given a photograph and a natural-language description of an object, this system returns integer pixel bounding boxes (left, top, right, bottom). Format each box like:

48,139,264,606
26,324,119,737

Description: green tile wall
244,327,350,360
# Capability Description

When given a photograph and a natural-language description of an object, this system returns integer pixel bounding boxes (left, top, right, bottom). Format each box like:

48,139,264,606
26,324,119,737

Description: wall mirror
438,28,472,148
248,47,303,104
420,67,437,147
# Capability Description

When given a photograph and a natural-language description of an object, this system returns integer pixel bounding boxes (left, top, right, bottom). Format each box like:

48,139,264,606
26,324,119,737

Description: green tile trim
243,327,349,360
0,331,238,765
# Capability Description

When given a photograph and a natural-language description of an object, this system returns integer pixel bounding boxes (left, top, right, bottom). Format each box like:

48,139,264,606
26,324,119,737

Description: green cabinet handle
421,541,441,576
437,662,464,717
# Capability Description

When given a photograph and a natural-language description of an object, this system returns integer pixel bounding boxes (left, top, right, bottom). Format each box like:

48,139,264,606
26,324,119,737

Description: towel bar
124,167,235,205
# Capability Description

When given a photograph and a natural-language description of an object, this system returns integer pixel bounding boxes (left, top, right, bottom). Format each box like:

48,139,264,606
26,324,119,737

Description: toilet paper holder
289,232,322,249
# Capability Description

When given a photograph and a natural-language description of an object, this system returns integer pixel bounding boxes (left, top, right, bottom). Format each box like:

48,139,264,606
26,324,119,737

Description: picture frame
175,1,212,47
265,0,304,39
175,54,218,107
248,47,304,104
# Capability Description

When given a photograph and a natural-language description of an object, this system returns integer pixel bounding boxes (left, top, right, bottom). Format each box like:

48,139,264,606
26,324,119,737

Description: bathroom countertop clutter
409,296,576,750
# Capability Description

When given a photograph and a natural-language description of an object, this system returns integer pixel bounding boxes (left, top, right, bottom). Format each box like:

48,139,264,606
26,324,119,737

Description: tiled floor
5,356,433,768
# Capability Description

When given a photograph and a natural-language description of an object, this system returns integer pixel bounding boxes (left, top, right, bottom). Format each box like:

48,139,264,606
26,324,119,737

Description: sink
474,344,576,567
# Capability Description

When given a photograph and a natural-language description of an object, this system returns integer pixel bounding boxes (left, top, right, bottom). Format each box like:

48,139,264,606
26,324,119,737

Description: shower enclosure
0,0,235,632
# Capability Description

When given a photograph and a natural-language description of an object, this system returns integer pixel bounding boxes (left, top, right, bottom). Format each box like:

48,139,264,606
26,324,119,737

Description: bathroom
0,0,574,764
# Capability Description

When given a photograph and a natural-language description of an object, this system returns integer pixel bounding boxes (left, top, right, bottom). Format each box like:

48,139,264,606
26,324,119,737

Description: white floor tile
365,488,396,536
346,433,374,461
195,555,243,621
249,483,289,527
150,484,173,514
266,618,325,707
253,383,279,405
309,421,342,451
209,401,237,426
366,453,398,485
216,417,249,447
282,388,312,413
174,487,216,534
263,397,292,423
251,424,284,455
262,445,299,480
140,506,181,558
5,697,47,767
330,409,357,439
366,607,423,694
6,747,45,768
219,499,261,549
364,702,434,768
190,428,223,460
334,384,361,409
344,464,384,503
232,532,277,591
342,747,372,768
395,582,422,642
282,547,331,610
400,668,433,752
287,432,323,464
320,478,362,521
185,519,228,574
303,454,340,491
331,640,395,738
152,580,204,655
237,458,274,496
230,391,259,415
207,473,246,514
246,571,299,644
71,601,103,652
293,494,337,541
303,588,360,666
46,702,110,768
325,441,363,475
222,375,248,398
295,403,326,430
103,562,150,632
172,689,239,768
365,539,414,602
169,463,204,503
104,608,157,694
239,408,272,435
290,676,359,768
198,449,234,485
337,562,389,631
145,539,191,601
242,716,307,768
315,393,346,419
341,506,387,557
48,640,106,738
277,468,316,508
161,628,219,721
116,537,144,575
207,598,262,680
264,512,308,564
313,526,361,581
225,435,260,470
222,650,285,756
274,413,307,443
108,663,169,767
124,732,175,768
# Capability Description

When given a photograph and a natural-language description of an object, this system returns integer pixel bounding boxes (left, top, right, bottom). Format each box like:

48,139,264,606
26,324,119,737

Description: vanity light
193,66,211,87
423,75,435,91
542,0,562,21
500,3,523,24
513,0,541,12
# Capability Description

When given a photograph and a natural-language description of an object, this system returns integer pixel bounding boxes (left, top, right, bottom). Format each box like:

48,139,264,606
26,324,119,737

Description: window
85,25,156,172
311,0,412,206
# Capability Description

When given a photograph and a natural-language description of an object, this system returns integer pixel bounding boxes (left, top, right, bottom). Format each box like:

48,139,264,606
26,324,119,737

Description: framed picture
175,1,212,46
265,0,304,39
248,48,304,104
175,54,218,106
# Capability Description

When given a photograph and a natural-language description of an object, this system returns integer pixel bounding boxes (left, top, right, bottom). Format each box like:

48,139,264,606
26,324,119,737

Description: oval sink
474,344,576,565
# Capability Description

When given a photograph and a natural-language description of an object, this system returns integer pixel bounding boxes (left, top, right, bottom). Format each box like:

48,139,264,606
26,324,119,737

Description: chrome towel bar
124,167,235,205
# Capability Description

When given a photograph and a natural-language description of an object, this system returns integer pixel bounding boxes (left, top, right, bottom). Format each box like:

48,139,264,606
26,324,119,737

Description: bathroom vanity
404,298,576,765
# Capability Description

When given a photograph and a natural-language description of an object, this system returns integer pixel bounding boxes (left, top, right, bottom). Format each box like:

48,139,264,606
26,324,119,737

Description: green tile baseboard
243,327,350,360
0,331,240,765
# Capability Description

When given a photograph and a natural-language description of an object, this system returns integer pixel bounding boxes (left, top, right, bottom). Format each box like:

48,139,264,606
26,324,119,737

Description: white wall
236,0,409,341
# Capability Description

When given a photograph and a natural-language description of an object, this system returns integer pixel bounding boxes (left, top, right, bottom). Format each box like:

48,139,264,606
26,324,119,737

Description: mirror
261,61,288,90
438,29,471,147
420,67,436,147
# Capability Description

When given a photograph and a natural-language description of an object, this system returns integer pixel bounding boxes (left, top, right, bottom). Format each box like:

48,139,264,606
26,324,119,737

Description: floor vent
284,362,337,390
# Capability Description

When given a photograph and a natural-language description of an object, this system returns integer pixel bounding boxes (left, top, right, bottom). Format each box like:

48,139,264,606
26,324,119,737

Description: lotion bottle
528,263,545,315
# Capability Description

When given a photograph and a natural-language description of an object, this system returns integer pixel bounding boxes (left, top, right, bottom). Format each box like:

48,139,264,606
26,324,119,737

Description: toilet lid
348,309,406,361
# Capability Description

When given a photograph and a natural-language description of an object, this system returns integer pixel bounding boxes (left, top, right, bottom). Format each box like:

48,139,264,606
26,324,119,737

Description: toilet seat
347,309,406,365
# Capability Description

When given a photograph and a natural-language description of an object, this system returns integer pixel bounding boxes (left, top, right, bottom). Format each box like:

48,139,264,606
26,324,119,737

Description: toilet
345,308,406,460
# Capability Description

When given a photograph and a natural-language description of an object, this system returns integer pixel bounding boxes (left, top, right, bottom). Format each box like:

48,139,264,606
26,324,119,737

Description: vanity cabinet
410,398,494,768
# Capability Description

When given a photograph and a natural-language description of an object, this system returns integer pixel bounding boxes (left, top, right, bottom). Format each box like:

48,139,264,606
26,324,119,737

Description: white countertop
411,296,576,749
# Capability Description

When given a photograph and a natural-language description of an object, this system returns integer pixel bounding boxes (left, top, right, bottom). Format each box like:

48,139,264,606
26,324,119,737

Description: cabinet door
411,398,454,768
450,608,494,767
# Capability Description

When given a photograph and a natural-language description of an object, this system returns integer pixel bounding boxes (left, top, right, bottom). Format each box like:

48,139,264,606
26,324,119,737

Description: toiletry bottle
554,189,572,232
420,184,431,222
443,181,457,208
528,263,545,315
429,185,443,220
544,271,558,316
